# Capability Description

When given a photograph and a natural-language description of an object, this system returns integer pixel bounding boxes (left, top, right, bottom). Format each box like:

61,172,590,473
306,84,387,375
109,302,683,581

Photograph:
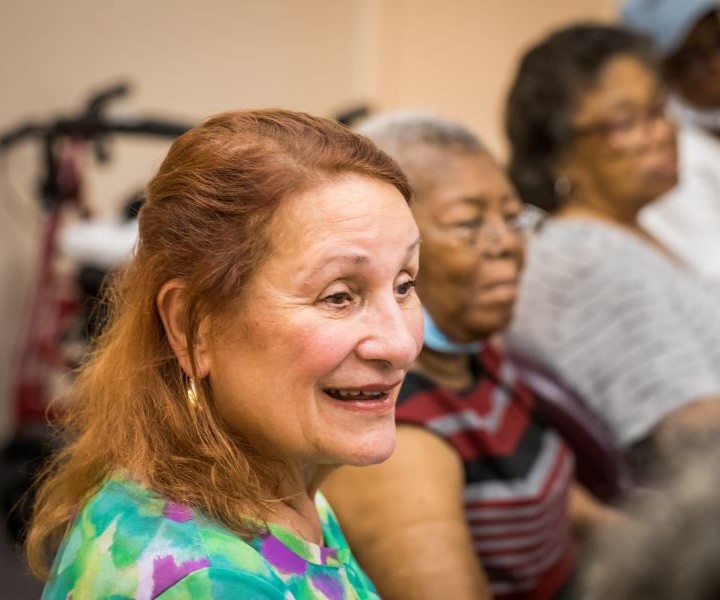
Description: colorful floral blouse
43,477,379,599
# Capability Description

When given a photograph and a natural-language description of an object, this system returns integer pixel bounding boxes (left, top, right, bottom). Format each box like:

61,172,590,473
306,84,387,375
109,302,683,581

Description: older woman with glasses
323,111,616,600
505,24,720,479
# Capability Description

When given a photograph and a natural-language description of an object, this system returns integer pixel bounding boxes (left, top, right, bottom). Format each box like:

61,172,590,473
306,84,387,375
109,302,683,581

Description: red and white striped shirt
396,345,576,599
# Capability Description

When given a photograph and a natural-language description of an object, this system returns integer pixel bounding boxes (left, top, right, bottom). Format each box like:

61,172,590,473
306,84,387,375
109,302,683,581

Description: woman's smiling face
204,174,423,470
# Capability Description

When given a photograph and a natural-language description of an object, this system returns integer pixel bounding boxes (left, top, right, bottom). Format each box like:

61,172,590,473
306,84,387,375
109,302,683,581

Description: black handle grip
84,83,130,118
0,124,42,149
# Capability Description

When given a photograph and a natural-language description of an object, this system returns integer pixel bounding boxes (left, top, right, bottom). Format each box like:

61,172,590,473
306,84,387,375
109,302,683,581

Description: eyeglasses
441,205,545,248
572,92,671,152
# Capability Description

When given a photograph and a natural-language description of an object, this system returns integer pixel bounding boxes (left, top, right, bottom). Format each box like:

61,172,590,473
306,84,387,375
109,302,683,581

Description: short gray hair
357,110,485,158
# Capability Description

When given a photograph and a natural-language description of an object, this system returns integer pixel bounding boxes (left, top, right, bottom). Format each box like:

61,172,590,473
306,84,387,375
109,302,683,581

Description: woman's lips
322,381,402,413
477,280,519,303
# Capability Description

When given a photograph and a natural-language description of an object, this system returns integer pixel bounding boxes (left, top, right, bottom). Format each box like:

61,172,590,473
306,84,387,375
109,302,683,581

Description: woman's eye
454,218,482,230
322,291,353,306
505,212,522,229
396,279,417,297
606,115,636,134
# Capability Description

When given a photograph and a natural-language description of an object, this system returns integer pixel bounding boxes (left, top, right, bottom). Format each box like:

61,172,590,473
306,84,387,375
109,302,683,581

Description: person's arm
653,395,720,453
568,483,621,540
322,425,491,600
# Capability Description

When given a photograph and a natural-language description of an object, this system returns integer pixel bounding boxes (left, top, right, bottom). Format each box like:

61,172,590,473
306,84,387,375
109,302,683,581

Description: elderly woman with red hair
28,109,423,599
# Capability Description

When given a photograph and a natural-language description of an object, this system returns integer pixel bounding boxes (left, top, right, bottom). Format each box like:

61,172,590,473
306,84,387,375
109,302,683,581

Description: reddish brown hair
26,109,411,578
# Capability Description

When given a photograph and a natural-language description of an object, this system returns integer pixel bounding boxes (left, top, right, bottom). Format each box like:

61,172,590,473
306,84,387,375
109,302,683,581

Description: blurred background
0,0,615,595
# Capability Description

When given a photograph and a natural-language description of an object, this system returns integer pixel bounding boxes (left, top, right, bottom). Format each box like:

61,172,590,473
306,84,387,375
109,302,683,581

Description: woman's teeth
325,389,386,400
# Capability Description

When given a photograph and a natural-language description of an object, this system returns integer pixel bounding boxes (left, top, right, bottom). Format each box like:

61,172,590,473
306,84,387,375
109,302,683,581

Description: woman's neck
262,463,334,545
413,347,474,392
555,199,641,230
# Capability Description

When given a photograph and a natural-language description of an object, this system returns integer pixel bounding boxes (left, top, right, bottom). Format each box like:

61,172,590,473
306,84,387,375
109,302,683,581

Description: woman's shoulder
44,477,285,599
513,219,664,358
524,218,683,297
530,218,640,265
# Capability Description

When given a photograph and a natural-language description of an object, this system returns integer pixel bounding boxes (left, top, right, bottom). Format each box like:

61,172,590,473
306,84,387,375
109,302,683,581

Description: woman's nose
355,299,422,369
480,218,523,258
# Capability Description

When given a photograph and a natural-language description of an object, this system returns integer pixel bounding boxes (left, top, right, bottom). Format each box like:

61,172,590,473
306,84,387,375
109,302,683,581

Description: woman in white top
622,0,720,283
504,23,720,477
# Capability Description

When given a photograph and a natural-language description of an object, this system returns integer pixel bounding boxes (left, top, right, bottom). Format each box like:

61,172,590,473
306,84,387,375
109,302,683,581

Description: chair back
509,353,633,502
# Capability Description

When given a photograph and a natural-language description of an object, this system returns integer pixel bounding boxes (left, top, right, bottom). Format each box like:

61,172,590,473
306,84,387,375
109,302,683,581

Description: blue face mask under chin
422,309,483,355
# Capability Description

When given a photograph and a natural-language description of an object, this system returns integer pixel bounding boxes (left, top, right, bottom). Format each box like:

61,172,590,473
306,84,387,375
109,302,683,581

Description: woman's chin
464,305,515,340
339,429,397,467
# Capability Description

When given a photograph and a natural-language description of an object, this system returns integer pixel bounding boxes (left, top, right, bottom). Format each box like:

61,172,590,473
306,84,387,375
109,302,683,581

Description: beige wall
0,0,618,442
375,0,617,155
0,0,374,442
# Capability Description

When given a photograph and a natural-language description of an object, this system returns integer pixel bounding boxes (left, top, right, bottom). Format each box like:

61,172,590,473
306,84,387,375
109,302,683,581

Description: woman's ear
156,279,211,378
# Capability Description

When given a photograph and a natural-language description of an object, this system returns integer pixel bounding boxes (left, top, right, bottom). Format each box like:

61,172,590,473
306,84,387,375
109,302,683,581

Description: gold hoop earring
186,377,199,409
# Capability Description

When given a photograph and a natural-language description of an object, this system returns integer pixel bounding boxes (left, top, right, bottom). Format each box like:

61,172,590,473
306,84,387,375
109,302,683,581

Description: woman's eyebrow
306,254,368,278
455,195,488,207
501,192,522,206
406,236,422,257
304,236,422,280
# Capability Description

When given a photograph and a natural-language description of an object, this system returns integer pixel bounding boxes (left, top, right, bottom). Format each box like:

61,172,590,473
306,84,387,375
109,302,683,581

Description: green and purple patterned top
43,477,379,599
